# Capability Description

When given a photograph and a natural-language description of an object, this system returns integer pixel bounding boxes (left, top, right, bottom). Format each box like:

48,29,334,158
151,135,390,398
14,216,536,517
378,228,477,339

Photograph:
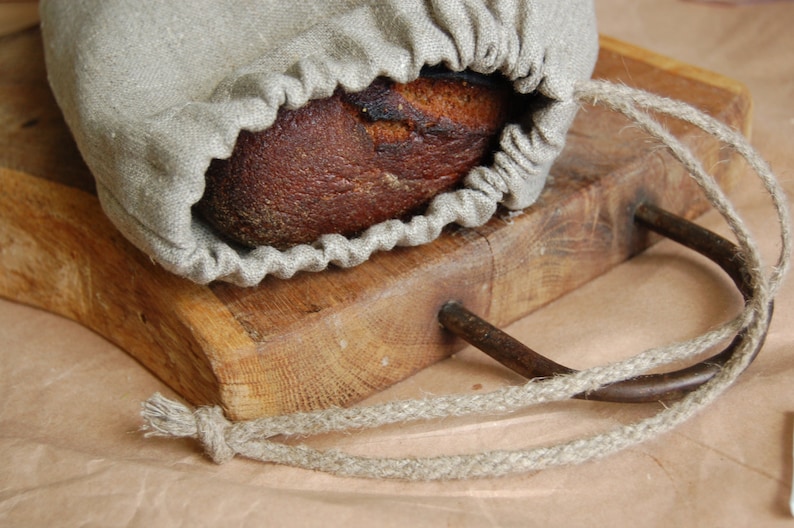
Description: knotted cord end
141,393,197,438
141,393,236,464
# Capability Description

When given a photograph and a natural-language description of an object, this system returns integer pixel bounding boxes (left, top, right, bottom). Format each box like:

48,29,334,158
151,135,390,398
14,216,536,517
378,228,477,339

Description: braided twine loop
142,80,791,480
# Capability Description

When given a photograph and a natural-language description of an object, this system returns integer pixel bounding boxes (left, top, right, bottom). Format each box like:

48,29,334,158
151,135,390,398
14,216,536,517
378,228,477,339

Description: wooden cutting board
0,28,750,420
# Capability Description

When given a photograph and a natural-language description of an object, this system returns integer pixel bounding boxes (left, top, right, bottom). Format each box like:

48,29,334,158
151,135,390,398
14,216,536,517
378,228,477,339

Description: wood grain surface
0,28,750,419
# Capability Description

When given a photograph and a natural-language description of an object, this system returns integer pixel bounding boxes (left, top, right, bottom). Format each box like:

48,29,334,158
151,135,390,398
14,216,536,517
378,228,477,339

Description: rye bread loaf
196,69,514,249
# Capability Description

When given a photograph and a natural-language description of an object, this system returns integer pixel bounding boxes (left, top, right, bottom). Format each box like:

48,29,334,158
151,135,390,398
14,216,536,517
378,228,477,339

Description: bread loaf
196,68,514,249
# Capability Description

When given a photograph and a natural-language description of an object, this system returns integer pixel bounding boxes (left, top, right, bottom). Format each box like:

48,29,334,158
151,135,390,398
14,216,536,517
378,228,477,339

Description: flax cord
141,80,790,480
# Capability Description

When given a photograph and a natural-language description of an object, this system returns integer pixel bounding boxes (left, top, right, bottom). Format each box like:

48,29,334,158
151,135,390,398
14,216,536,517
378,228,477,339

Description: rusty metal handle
438,203,770,403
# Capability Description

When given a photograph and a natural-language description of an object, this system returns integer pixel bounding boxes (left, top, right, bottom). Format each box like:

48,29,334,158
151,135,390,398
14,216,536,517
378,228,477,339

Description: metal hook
437,203,771,403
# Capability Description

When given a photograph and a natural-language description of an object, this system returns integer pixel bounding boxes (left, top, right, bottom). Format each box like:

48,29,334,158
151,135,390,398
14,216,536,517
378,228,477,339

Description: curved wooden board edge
0,167,254,412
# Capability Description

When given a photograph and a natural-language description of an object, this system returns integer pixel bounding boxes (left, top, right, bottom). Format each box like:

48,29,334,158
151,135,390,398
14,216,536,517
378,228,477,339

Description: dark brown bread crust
196,70,513,249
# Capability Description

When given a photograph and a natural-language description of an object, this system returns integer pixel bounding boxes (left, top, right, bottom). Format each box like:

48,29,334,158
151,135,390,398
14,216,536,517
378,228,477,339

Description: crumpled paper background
2,0,794,525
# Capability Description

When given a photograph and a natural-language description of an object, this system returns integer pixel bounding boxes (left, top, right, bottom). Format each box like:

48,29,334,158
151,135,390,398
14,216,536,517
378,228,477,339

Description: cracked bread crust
196,70,513,249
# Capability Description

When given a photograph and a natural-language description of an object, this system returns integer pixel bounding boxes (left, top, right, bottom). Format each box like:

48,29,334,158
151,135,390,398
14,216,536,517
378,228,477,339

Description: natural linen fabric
39,0,598,286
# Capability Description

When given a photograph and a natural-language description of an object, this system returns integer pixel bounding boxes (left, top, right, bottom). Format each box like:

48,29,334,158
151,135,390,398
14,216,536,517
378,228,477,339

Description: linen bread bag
40,0,599,286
